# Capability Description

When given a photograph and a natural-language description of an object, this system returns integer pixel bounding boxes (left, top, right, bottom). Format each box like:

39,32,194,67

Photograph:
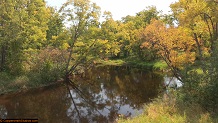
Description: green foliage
96,58,155,70
0,72,13,83
2,2,218,122
122,6,159,29
96,59,126,66
58,0,103,76
0,0,162,96
0,0,50,74
119,97,185,123
126,60,153,69
168,0,218,115
153,61,168,70
26,47,66,84
99,19,122,57
120,7,160,59
46,7,64,45
119,95,216,123
0,72,29,94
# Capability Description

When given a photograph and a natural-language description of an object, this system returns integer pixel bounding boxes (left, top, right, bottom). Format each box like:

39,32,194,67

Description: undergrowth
119,90,217,123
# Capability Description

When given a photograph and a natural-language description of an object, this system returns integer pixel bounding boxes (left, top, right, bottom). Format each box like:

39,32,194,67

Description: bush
0,72,29,94
25,47,66,86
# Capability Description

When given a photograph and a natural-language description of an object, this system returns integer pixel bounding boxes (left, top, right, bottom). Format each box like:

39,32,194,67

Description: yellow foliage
75,41,85,47
141,19,196,69
96,39,108,44
61,43,70,50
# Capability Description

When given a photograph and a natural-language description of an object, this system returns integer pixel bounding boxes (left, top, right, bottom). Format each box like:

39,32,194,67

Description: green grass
153,61,168,71
118,94,217,123
126,60,153,69
0,72,29,94
0,71,62,95
96,59,126,66
96,59,154,70
118,97,186,123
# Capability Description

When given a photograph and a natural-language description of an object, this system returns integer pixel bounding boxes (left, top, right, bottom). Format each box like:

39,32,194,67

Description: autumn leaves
141,20,195,70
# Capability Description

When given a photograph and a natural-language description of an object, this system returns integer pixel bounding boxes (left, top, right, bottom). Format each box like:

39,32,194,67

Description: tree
170,0,218,111
0,0,50,74
59,0,102,79
0,0,24,72
120,7,160,60
171,0,218,59
99,12,121,58
122,6,159,29
46,7,64,46
23,0,50,49
141,19,196,81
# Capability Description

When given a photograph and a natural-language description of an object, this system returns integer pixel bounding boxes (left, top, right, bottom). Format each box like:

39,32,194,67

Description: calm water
0,66,165,123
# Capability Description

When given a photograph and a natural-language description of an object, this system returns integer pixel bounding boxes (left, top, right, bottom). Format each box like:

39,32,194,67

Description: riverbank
2,62,217,122
0,72,64,95
0,65,164,122
96,59,167,71
118,93,218,123
0,59,167,95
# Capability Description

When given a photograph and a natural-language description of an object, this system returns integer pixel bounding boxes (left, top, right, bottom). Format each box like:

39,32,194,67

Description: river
0,66,168,123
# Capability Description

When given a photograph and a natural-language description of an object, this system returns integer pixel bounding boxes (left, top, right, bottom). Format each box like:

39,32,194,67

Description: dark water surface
0,66,164,123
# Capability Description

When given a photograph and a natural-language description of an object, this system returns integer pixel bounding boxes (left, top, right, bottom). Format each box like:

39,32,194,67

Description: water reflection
0,66,163,122
0,105,7,119
163,75,183,88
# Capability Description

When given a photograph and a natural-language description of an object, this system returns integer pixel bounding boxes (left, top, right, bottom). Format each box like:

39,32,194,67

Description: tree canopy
1,0,218,117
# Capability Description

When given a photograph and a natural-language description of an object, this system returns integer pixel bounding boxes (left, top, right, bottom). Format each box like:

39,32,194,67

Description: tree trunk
0,45,6,71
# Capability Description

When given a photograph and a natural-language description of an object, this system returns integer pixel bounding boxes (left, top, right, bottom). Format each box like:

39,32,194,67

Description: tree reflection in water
0,66,163,123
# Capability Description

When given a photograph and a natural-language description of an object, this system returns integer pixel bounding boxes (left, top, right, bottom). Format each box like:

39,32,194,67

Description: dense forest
1,0,218,122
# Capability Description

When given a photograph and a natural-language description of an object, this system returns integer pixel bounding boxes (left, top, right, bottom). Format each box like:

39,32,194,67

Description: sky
45,0,178,20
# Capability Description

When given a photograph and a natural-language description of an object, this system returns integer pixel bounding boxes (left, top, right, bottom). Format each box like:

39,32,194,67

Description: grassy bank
96,59,168,71
0,59,167,95
0,71,63,95
118,92,218,123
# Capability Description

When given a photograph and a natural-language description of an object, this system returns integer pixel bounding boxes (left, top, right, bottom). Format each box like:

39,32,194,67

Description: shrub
25,47,67,85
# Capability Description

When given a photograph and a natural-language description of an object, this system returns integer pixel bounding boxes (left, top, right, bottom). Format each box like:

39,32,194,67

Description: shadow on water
0,66,164,123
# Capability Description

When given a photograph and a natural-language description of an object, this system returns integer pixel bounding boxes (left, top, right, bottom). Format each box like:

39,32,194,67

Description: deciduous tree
59,0,102,78
141,20,196,81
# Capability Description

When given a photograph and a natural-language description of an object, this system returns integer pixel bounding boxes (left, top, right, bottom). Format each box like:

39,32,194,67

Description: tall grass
119,93,216,123
0,72,29,94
